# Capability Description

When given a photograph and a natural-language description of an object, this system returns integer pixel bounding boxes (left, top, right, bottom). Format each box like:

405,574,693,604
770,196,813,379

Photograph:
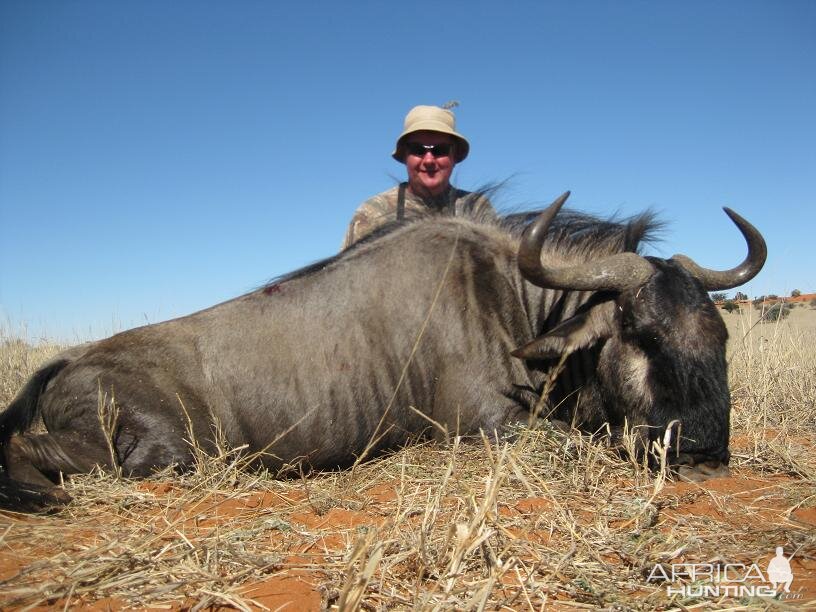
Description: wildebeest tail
0,359,70,470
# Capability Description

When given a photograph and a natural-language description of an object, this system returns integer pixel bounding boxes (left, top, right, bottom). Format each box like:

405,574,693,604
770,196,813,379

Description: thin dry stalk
336,531,385,611
96,381,121,478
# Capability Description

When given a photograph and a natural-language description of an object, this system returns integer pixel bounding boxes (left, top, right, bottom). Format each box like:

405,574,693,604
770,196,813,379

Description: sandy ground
1,454,814,609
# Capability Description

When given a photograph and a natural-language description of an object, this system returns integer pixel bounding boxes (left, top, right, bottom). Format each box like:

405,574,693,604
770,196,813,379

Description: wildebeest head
512,193,766,478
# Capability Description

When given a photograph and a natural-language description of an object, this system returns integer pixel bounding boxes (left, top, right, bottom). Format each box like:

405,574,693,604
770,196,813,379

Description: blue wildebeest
0,193,765,511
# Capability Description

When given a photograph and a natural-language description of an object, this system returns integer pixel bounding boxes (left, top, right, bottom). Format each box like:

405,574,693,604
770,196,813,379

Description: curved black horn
517,191,655,292
671,207,767,291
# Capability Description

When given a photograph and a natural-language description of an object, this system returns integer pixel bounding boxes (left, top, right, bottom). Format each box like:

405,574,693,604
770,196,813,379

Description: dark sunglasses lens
431,144,451,157
406,143,451,158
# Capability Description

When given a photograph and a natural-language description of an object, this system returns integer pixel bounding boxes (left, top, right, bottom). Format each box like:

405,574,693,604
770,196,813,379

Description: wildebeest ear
512,301,615,360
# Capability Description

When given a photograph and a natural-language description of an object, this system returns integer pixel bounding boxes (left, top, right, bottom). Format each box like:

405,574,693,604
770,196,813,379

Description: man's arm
340,188,398,250
341,209,374,250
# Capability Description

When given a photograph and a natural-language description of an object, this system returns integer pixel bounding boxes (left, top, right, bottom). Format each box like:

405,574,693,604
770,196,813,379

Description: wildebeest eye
618,305,637,334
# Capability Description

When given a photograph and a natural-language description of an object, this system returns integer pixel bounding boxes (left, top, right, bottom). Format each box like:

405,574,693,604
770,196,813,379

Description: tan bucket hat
392,105,470,163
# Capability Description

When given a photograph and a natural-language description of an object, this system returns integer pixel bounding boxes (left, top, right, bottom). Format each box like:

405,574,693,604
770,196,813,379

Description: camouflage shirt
341,183,495,250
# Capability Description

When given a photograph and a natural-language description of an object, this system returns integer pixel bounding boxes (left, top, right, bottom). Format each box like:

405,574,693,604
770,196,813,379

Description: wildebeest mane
501,207,664,255
261,255,340,290
262,198,663,291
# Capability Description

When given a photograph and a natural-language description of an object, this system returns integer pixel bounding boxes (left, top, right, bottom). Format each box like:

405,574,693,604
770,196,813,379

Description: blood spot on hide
263,284,283,296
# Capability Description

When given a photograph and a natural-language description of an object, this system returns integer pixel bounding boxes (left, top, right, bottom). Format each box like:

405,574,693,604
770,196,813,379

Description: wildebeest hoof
676,461,730,483
0,477,72,513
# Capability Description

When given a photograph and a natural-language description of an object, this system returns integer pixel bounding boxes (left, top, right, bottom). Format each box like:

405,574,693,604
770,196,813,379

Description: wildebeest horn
517,191,656,291
670,207,767,290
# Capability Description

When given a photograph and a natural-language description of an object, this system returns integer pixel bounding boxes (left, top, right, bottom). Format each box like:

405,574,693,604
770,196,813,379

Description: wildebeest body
0,194,766,510
29,221,542,478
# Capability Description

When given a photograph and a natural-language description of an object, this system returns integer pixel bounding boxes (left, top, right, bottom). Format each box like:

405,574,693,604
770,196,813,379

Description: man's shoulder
341,184,405,250
360,184,402,208
349,184,406,225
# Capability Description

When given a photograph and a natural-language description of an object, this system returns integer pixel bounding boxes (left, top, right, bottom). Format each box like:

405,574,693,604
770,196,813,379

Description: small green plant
760,302,792,322
710,292,728,303
722,300,739,313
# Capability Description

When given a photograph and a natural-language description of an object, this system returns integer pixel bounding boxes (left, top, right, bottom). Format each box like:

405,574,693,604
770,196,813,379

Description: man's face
404,131,456,198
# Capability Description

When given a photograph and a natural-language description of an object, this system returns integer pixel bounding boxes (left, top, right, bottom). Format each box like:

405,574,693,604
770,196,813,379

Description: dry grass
725,306,816,478
0,328,66,419
0,312,814,610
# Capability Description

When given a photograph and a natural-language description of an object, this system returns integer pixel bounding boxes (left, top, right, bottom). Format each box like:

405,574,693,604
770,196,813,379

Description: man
341,105,495,249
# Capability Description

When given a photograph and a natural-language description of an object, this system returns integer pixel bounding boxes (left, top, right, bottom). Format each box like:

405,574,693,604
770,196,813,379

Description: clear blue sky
1,1,814,342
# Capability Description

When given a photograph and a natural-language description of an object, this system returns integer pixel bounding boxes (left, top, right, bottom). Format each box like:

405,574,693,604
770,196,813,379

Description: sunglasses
405,142,453,158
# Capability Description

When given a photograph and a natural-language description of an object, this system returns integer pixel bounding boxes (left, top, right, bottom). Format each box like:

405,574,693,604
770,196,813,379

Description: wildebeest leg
674,455,731,482
5,432,112,498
